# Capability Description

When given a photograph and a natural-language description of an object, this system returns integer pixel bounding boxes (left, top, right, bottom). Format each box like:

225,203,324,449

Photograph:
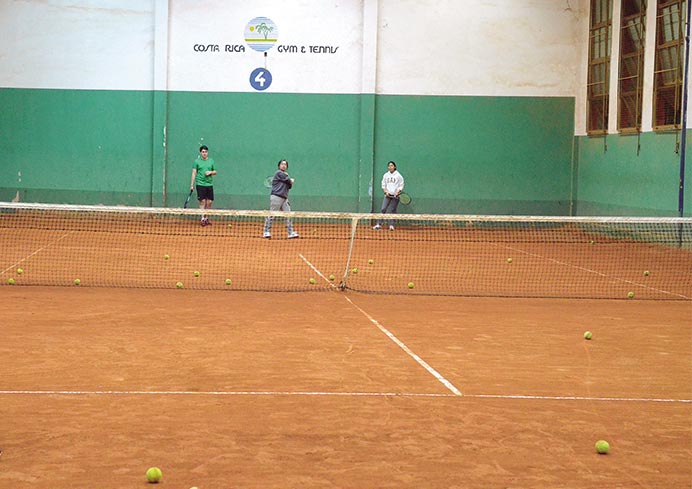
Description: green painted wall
575,132,691,217
373,95,575,215
1,87,577,215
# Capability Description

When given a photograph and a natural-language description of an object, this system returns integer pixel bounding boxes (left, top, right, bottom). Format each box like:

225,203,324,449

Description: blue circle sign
250,67,272,91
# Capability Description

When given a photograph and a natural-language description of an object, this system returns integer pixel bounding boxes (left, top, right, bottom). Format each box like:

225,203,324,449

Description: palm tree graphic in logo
245,17,278,53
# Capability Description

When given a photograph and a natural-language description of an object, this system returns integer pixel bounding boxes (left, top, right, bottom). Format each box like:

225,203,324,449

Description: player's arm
190,167,197,191
396,174,404,196
205,163,217,177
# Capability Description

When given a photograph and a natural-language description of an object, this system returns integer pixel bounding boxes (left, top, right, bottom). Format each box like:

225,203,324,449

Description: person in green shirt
190,145,217,226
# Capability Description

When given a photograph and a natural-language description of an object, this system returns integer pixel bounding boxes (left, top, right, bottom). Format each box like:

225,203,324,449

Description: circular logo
250,68,272,91
245,17,278,53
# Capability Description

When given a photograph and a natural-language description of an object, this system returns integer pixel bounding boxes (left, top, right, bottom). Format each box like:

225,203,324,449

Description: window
618,0,647,131
653,0,686,129
588,0,614,133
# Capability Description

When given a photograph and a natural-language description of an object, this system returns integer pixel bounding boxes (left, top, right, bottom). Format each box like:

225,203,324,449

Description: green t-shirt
193,158,216,187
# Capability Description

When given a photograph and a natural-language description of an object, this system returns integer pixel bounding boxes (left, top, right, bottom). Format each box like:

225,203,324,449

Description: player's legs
263,195,283,237
281,199,298,237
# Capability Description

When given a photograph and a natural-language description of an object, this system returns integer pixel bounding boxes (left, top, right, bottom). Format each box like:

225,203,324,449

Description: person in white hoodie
373,161,405,231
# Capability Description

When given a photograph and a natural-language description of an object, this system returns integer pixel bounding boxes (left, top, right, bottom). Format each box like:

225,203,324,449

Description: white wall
1,0,584,97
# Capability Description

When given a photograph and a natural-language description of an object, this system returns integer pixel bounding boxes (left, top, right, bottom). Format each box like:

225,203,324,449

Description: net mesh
1,203,691,300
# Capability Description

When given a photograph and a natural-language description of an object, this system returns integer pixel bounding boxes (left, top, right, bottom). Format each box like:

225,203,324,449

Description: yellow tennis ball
627,291,634,299
146,466,162,483
407,282,414,289
309,278,316,284
368,259,374,265
17,268,23,275
584,331,592,340
507,258,513,263
194,271,200,277
73,279,81,286
8,278,15,285
595,440,610,454
643,270,649,276
176,281,183,289
589,240,595,245
225,278,231,285
164,254,170,260
352,268,358,274
329,274,336,281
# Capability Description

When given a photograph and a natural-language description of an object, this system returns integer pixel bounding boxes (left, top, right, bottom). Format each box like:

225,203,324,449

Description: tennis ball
643,270,650,276
627,291,634,299
589,240,595,245
176,281,183,289
73,279,81,286
194,271,200,277
408,282,414,289
225,278,231,285
584,331,592,340
164,254,170,260
16,268,23,275
329,274,336,281
228,223,232,228
368,259,374,265
309,278,316,284
352,268,358,274
146,466,162,483
595,440,610,454
8,278,15,285
507,258,513,263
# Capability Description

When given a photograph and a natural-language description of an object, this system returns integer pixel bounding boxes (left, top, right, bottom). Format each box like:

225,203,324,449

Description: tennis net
1,203,691,300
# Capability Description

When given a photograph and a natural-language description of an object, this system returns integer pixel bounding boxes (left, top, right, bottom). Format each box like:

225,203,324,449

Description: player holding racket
373,161,405,231
190,145,217,226
263,159,299,239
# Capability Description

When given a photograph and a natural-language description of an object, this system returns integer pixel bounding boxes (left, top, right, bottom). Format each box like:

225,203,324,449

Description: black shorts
196,185,214,201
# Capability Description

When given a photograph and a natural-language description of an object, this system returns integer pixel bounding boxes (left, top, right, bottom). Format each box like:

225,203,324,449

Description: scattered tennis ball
16,268,23,275
8,278,15,285
408,282,414,289
352,268,358,274
329,274,336,281
507,258,513,263
589,240,595,245
643,270,650,276
595,440,610,454
73,279,81,286
627,291,634,299
228,223,233,228
176,281,183,289
584,331,592,340
146,466,162,483
193,271,200,277
225,278,231,285
309,278,316,284
164,254,170,260
368,259,374,265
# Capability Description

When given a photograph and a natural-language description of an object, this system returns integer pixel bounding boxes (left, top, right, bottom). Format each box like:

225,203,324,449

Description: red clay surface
1,287,690,488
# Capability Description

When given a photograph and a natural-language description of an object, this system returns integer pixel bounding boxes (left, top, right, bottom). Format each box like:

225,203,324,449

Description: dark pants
378,195,400,226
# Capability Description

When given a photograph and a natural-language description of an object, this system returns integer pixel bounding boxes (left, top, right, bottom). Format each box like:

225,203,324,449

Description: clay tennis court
1,287,691,488
1,208,691,487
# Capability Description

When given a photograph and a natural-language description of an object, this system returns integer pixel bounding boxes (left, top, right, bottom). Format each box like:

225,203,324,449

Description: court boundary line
503,244,690,300
1,232,72,275
0,390,688,403
299,253,463,396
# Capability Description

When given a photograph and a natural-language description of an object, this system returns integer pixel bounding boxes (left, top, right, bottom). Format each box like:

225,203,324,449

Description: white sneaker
373,224,381,230
389,225,395,231
263,232,271,238
287,232,299,239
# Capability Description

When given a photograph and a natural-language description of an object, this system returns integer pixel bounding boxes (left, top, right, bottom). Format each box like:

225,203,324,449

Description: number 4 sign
249,67,272,91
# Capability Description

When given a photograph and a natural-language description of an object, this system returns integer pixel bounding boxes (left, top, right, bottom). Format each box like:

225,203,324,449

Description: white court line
503,245,690,300
0,390,688,403
0,390,453,398
298,253,339,290
464,393,691,403
298,254,462,396
1,232,72,274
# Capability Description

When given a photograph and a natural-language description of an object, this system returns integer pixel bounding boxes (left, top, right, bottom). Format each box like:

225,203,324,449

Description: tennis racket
398,192,412,205
183,189,193,208
263,176,273,188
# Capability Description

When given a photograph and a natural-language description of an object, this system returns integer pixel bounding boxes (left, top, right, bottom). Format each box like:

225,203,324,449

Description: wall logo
244,17,278,53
